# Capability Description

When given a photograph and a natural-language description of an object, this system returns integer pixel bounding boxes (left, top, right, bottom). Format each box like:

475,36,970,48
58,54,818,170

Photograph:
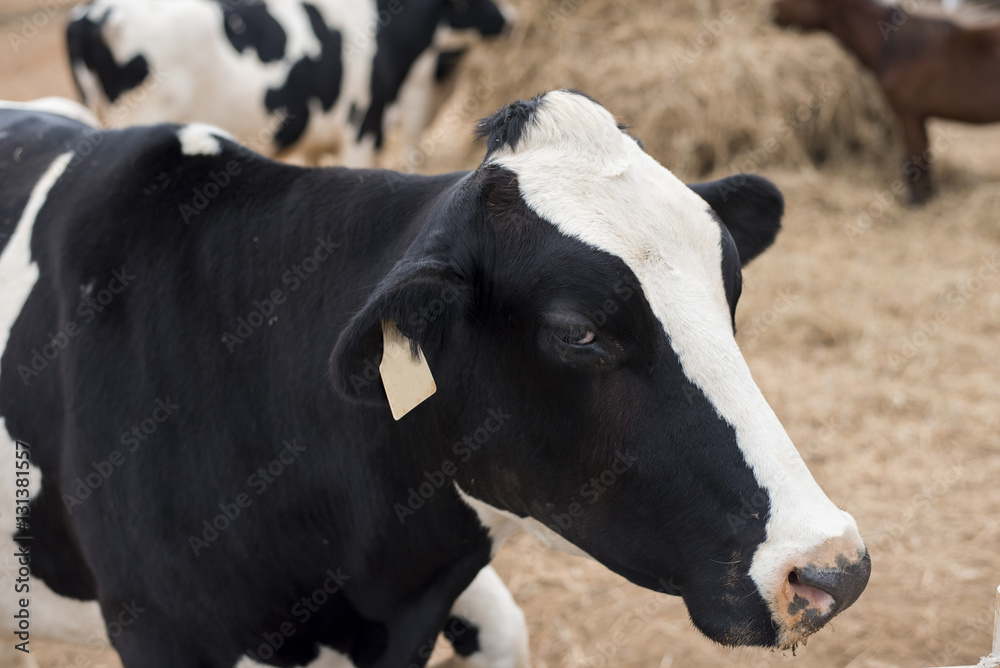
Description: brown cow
773,0,1000,204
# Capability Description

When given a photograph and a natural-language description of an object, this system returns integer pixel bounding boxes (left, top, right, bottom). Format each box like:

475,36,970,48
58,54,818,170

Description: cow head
332,90,869,649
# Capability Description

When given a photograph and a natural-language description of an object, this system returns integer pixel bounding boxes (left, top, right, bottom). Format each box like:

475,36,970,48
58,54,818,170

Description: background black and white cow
66,0,509,166
0,91,869,667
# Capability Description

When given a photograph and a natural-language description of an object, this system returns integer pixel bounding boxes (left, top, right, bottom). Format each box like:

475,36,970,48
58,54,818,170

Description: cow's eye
557,325,596,347
538,314,616,369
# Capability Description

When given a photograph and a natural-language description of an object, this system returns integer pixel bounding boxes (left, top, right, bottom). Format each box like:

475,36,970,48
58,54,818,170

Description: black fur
0,101,787,667
221,0,288,63
475,96,543,158
442,0,506,35
65,9,149,104
476,90,639,158
434,48,467,83
0,111,89,252
358,0,509,148
689,174,784,266
443,616,480,656
66,0,508,160
265,3,343,149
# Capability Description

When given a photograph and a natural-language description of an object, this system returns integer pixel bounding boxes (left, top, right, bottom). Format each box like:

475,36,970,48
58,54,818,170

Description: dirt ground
1,1,999,667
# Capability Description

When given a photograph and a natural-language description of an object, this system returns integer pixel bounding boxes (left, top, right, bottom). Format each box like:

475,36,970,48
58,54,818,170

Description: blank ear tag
380,321,437,421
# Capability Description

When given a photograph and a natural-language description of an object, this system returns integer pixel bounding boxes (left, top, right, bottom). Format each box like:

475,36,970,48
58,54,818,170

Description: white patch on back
483,91,864,619
177,123,230,156
0,97,98,127
0,151,73,361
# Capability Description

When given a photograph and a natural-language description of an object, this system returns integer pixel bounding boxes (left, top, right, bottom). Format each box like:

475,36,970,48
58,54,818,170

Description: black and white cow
0,91,870,668
66,0,509,166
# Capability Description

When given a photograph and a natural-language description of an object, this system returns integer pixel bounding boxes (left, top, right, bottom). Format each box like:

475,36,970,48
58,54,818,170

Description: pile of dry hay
420,0,900,181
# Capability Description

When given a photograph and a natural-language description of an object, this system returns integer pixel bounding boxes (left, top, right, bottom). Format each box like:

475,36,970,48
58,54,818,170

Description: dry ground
1,0,999,667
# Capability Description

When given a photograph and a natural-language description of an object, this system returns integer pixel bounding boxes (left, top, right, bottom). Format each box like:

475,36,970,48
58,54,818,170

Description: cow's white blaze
479,91,864,634
178,123,230,156
0,150,107,658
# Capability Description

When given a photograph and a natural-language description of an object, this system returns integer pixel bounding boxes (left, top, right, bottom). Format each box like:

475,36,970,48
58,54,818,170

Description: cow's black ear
688,174,784,266
329,259,470,405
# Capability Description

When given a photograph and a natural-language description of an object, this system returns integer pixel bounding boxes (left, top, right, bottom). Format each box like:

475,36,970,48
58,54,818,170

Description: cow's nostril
788,570,835,614
790,551,872,617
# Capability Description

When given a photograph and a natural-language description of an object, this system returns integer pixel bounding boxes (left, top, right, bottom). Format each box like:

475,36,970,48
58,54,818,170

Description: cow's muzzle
777,550,872,647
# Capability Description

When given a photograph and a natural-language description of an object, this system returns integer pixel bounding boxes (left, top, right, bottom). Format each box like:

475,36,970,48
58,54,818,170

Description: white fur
473,91,865,636
447,565,529,668
0,97,98,127
72,0,488,166
177,122,230,156
0,152,74,359
0,151,109,664
72,59,106,114
77,0,376,164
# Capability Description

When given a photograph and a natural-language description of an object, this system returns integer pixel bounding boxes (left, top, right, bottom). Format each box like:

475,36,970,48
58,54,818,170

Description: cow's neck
824,1,890,73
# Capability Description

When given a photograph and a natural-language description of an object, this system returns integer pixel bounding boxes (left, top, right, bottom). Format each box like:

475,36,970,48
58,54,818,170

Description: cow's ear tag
379,320,436,421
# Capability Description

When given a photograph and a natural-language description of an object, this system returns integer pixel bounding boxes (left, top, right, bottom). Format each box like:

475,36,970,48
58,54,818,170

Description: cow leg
438,566,529,668
897,111,933,205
